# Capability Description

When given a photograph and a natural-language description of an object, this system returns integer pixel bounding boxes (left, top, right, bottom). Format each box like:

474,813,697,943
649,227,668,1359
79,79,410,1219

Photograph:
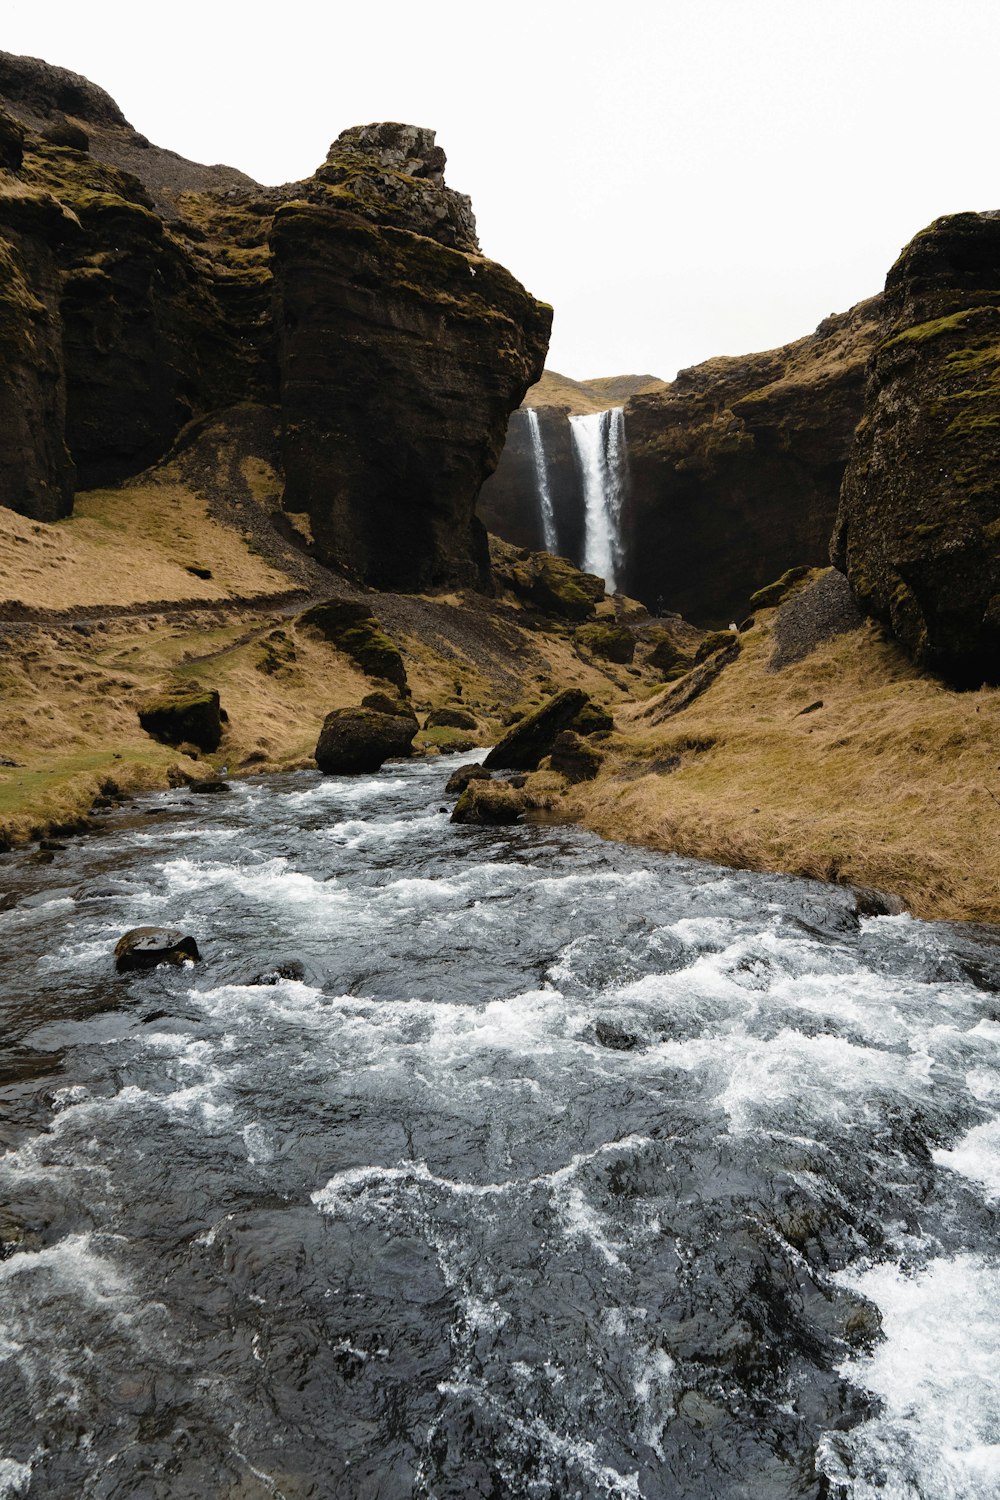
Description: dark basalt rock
314,706,416,775
450,780,526,825
834,212,1000,686
548,729,602,782
445,763,492,795
137,684,223,753
484,689,612,771
298,600,407,690
425,706,478,731
492,543,605,620
851,884,908,918
623,299,881,623
115,926,200,972
246,960,306,985
189,779,231,795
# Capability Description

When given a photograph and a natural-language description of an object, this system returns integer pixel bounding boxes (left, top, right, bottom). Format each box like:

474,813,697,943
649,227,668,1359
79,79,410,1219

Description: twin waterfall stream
527,406,629,593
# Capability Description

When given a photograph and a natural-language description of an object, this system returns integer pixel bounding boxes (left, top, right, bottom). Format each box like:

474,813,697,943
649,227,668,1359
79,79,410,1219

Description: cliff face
834,213,1000,686
0,55,549,590
272,127,550,590
477,405,585,563
624,300,881,623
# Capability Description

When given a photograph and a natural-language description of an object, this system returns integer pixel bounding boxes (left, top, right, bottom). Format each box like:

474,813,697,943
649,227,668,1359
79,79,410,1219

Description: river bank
568,571,1000,926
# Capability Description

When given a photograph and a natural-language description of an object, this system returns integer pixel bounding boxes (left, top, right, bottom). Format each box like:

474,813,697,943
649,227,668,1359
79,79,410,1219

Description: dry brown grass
0,474,290,611
570,597,1000,923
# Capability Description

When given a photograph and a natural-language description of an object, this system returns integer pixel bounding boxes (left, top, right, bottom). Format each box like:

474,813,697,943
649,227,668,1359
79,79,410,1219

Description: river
1,756,999,1499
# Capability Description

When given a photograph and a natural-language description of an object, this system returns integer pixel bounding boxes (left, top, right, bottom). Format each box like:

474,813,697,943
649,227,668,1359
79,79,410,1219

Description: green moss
748,566,813,611
883,309,981,349
298,599,407,689
575,622,635,663
695,630,740,663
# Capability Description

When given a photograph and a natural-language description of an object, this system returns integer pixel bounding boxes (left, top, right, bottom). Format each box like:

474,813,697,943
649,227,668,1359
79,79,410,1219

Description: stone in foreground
115,926,200,973
314,706,417,775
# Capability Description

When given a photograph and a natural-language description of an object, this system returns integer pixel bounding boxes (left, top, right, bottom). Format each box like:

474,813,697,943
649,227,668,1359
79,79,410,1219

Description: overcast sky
5,0,999,380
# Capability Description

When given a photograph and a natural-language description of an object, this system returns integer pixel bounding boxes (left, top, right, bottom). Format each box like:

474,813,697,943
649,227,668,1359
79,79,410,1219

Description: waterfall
569,406,628,593
525,408,559,553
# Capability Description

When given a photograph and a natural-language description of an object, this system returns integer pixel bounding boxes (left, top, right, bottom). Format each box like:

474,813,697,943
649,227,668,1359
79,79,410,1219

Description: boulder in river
115,927,200,973
484,689,612,771
314,705,417,774
445,762,492,795
451,780,526,825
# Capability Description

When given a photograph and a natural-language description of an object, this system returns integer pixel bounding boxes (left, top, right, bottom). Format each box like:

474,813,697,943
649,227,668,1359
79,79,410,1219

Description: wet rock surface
1,760,999,1497
114,925,200,972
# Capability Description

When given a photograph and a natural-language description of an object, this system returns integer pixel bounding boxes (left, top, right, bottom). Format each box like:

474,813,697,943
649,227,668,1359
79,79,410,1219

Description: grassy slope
0,440,657,845
568,579,1000,923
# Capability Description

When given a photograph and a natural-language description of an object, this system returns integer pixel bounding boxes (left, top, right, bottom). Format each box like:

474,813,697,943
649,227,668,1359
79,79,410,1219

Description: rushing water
525,409,559,555
570,408,628,592
2,757,1000,1499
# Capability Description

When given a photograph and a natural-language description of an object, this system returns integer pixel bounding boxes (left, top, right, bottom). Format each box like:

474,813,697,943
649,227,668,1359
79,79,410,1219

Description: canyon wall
0,54,550,591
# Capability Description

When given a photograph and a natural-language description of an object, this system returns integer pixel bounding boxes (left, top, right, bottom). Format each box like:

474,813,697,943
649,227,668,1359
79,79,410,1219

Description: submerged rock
115,926,200,973
314,706,416,775
450,780,526,825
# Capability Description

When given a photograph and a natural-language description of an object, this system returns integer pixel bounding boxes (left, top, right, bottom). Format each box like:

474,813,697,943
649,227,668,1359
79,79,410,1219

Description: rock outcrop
0,54,550,592
833,213,1000,686
484,688,612,771
623,299,881,624
137,683,223,753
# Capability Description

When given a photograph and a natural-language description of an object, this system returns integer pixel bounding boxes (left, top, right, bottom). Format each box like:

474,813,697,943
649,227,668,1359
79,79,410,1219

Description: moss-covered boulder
748,566,813,611
645,631,692,677
314,706,416,774
574,621,635,663
484,688,611,770
451,780,526,825
492,542,605,620
299,599,407,690
548,730,602,782
425,706,478,731
362,690,413,718
137,682,222,752
834,212,1000,685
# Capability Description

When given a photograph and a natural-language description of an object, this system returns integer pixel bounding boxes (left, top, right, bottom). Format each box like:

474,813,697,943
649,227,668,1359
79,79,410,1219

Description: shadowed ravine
1,756,1000,1499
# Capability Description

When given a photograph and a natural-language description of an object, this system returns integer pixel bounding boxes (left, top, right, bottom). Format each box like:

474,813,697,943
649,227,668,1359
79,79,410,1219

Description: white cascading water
570,406,628,592
525,408,559,554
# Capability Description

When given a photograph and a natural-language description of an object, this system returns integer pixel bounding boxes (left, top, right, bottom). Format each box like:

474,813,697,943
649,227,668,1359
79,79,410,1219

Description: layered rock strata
833,213,1000,685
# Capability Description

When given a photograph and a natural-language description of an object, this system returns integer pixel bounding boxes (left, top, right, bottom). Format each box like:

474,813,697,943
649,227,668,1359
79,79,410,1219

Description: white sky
4,0,999,380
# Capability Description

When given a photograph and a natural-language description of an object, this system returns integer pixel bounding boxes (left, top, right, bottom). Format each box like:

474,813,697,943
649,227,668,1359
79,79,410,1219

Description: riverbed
1,756,999,1498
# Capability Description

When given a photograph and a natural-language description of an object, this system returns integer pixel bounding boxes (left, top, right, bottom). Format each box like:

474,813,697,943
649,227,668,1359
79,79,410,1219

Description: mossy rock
645,631,690,675
299,599,407,690
425,706,478,730
483,688,610,771
694,630,740,663
548,730,602,783
498,551,604,621
574,622,636,664
137,683,222,753
749,566,813,611
314,706,416,774
362,690,414,719
451,780,526,825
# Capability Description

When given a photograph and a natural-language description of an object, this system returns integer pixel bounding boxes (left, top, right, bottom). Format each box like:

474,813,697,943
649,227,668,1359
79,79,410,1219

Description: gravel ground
769,568,863,670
